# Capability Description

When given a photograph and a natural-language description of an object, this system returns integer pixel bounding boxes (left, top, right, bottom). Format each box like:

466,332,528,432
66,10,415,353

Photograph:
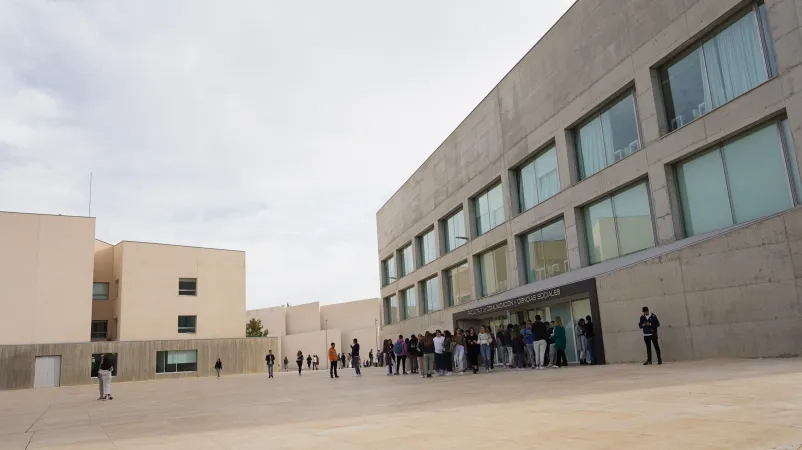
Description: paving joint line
25,404,50,433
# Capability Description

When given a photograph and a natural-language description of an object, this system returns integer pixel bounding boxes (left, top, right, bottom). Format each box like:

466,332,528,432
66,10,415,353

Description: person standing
433,330,446,376
546,320,556,366
478,326,492,373
511,325,525,370
584,315,596,365
551,317,567,368
340,353,346,369
265,350,275,378
505,323,514,369
422,331,435,378
351,338,362,376
523,321,536,369
296,351,304,376
328,342,340,378
465,328,480,374
639,307,662,365
96,355,107,400
532,315,548,370
98,355,114,400
214,358,223,378
577,318,588,365
283,356,289,372
407,335,419,374
453,329,466,375
394,335,407,375
384,340,395,376
495,328,506,368
442,330,454,376
368,349,374,367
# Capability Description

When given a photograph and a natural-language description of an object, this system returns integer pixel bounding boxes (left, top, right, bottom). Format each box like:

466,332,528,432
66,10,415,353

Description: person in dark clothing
340,353,346,369
532,315,549,370
505,323,514,369
639,307,662,365
296,351,304,375
545,321,555,366
368,349,374,367
495,329,507,367
265,350,275,378
511,325,525,369
407,335,420,373
422,331,435,378
99,355,114,399
584,315,596,365
214,358,223,378
465,328,480,374
351,338,362,376
283,356,289,372
306,355,312,370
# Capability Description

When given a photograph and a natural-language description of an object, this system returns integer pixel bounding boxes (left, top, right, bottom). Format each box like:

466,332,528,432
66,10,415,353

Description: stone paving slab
0,359,801,449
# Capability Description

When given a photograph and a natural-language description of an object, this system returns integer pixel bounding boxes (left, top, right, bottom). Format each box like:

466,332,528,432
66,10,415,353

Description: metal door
34,356,61,388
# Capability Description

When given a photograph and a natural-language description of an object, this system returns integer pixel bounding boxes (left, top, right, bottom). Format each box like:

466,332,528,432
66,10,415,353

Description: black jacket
265,354,275,364
532,321,548,341
407,337,420,357
639,313,660,336
351,343,360,357
584,321,596,338
495,330,506,346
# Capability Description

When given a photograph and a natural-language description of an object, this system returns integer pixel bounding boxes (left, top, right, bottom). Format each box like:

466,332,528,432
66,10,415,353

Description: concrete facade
377,0,802,362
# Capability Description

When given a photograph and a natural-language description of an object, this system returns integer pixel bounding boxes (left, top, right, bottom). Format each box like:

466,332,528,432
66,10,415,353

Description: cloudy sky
0,0,574,309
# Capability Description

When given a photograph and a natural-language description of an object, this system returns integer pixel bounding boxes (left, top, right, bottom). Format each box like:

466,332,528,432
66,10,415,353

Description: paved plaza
1,359,801,449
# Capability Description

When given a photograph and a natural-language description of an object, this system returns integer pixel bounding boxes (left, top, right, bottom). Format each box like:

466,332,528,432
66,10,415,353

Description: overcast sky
0,1,574,309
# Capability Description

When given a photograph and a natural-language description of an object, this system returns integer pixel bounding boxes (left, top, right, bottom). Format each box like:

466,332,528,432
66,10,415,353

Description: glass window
781,119,802,203
156,350,197,374
419,229,437,266
422,277,441,313
576,93,640,179
447,263,471,307
178,315,197,334
91,320,108,340
178,278,197,296
479,245,509,297
661,3,775,132
91,353,117,378
585,183,655,264
92,282,109,301
398,245,414,277
382,256,396,286
475,184,505,235
444,209,467,252
518,146,560,212
677,120,796,237
523,219,569,283
402,287,418,320
384,295,399,325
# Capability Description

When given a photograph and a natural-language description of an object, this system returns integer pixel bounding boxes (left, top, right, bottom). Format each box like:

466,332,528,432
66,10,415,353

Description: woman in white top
478,326,493,373
433,330,446,376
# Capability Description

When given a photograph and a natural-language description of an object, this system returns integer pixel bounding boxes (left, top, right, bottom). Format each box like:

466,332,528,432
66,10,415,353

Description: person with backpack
407,335,420,374
394,335,407,375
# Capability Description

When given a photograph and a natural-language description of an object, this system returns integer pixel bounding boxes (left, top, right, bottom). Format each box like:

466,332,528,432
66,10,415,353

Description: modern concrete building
247,298,381,368
377,0,802,364
0,211,275,390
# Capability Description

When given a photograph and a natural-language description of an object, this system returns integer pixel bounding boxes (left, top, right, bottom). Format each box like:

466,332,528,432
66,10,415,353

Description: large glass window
384,295,399,325
419,229,436,266
402,287,418,320
576,93,640,179
156,350,197,374
585,183,655,264
478,245,509,297
444,209,467,252
523,219,569,283
399,245,414,277
518,146,560,212
677,120,796,237
661,3,776,133
382,256,396,286
447,263,471,307
422,277,441,313
475,184,505,235
92,282,109,301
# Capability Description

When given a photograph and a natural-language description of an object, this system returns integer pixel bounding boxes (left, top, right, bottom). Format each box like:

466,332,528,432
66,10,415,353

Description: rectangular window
178,315,197,334
90,353,117,378
478,245,509,297
418,229,437,266
523,219,569,283
92,282,109,301
90,320,108,340
576,92,640,179
475,184,505,235
518,145,560,212
156,350,198,374
443,209,467,252
178,278,197,296
661,3,776,133
384,294,399,325
447,263,471,307
382,256,396,286
398,245,414,277
585,182,655,264
422,277,441,313
402,286,418,320
677,119,796,237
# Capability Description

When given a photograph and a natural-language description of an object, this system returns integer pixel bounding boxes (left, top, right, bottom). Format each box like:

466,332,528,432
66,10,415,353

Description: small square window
178,315,197,333
178,278,197,296
91,320,108,340
92,282,109,301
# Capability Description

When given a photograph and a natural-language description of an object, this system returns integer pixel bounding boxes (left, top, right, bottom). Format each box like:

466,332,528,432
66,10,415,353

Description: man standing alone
265,350,275,378
328,343,339,378
639,307,662,365
351,338,362,376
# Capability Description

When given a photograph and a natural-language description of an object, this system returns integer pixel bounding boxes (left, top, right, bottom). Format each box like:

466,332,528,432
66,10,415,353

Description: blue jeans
267,363,274,377
352,356,361,374
526,343,535,368
586,337,595,364
480,344,491,369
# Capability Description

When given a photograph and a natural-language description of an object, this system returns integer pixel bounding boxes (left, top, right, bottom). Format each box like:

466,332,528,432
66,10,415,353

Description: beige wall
117,241,245,341
0,212,95,345
286,301,321,335
320,298,380,332
246,305,287,338
91,240,115,338
281,328,341,369
342,326,379,361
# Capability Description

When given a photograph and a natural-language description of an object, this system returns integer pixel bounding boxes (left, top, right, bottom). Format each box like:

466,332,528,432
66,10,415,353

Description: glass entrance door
548,302,577,364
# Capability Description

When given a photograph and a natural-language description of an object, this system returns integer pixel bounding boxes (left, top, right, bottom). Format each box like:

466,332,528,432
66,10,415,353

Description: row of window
90,350,199,377
384,116,799,324
91,316,197,340
92,278,199,301
381,1,779,287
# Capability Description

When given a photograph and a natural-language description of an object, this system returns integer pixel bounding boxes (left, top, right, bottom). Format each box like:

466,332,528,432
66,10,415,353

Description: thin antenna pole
88,173,93,217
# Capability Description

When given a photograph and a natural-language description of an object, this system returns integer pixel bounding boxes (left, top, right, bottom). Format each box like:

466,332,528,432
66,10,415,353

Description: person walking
584,315,596,365
453,328,466,375
214,358,223,378
443,330,454,376
314,355,319,370
532,315,548,370
511,325,525,370
505,323,514,369
265,350,275,378
523,320,536,369
368,349,374,367
350,338,362,376
422,331,435,378
407,335,420,374
577,318,588,365
98,354,113,400
283,356,289,372
551,317,567,368
384,340,395,376
394,335,407,375
328,342,340,378
466,327,480,374
478,326,492,373
639,307,662,365
296,351,304,376
306,354,312,370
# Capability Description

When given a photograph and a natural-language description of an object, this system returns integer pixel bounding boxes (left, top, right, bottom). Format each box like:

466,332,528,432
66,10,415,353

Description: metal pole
375,317,379,366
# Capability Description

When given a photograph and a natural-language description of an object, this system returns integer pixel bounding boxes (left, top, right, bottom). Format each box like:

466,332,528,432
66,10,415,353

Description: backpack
394,341,403,354
408,340,418,355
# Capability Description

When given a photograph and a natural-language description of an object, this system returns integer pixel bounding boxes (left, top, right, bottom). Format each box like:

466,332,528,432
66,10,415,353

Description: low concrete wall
0,337,278,390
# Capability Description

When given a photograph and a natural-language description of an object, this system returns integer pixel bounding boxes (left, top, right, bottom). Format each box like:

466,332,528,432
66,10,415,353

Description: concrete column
556,130,577,188
649,164,680,245
564,206,586,270
465,198,477,240
506,236,521,291
468,252,481,300
500,171,514,226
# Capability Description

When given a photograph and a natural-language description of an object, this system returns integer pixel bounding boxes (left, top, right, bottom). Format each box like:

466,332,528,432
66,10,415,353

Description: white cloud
0,0,574,308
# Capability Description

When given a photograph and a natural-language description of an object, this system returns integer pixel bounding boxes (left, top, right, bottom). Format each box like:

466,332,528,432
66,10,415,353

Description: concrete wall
246,305,287,338
280,328,342,369
0,212,95,345
91,240,115,338
0,337,277,390
117,242,245,341
286,301,321,335
341,326,380,361
320,298,380,332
